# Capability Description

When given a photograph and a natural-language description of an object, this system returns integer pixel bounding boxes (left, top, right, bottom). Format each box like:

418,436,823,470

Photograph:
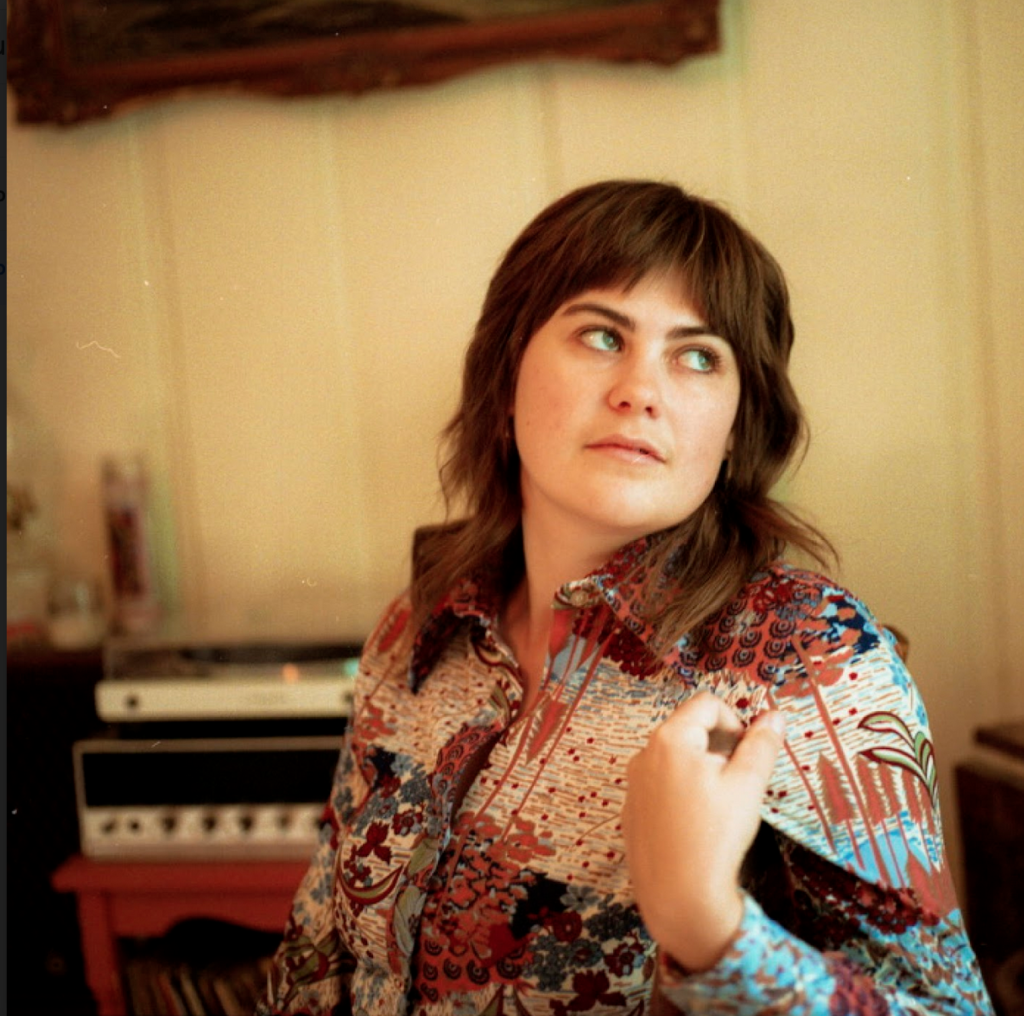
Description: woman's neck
500,516,626,711
500,577,549,713
519,511,624,600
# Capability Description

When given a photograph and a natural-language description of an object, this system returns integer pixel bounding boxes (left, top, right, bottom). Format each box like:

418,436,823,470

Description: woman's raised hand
622,691,786,972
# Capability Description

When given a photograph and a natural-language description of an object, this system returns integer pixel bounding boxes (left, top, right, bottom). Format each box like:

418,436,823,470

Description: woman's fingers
657,693,785,772
657,690,745,753
726,709,786,792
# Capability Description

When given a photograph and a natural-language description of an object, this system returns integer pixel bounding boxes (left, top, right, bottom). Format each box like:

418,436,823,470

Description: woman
259,181,993,1014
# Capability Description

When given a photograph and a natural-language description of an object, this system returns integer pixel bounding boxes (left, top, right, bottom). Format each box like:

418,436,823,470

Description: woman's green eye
680,348,717,372
582,328,620,351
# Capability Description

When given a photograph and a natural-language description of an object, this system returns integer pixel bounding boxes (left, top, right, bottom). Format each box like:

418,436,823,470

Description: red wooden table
52,855,307,1016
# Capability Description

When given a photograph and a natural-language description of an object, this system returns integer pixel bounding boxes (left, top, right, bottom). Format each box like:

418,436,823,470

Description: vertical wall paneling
970,0,1024,716
927,0,1003,730
149,98,382,635
126,112,191,622
541,4,747,203
8,107,181,614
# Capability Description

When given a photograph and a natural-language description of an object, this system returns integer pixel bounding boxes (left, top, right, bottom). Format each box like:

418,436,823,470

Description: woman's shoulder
672,561,907,691
732,561,886,632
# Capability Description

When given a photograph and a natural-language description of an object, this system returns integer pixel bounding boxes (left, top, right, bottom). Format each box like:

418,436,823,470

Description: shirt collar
407,534,666,693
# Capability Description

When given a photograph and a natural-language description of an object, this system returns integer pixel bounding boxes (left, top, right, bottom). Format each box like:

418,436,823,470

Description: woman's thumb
729,710,786,786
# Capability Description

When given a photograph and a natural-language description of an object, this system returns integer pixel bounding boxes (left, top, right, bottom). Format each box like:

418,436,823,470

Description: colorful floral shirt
258,541,993,1015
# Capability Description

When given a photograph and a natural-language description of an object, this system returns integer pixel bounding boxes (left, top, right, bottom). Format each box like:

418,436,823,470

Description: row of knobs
99,810,313,836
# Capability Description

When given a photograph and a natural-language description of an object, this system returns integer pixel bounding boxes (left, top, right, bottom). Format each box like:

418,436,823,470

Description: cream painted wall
8,1,1023,889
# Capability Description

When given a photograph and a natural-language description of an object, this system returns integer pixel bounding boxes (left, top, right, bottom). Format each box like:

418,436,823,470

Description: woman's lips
586,436,666,463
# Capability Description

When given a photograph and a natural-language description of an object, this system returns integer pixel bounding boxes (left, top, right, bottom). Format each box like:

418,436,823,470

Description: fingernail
762,711,786,736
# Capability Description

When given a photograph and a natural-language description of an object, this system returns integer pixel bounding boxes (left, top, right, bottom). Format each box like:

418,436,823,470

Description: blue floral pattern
258,543,993,1015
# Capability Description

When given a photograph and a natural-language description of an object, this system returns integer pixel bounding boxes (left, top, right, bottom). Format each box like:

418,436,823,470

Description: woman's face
512,272,741,558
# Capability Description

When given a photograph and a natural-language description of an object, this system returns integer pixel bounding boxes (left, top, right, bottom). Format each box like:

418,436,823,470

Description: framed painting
7,0,721,127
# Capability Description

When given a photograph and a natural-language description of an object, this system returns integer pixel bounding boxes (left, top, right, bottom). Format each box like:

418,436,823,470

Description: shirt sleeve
658,870,990,1014
256,731,360,1016
659,579,994,1015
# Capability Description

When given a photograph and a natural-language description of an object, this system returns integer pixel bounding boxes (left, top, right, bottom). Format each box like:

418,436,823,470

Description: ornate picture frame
8,0,721,127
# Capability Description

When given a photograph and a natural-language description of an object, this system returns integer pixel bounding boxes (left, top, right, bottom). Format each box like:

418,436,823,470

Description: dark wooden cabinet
956,721,1024,1014
9,646,105,1015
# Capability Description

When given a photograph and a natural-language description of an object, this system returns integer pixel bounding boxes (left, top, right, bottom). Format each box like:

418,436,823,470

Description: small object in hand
707,727,742,757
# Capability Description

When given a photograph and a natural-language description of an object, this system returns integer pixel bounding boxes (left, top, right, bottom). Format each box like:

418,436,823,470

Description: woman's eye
678,347,718,373
580,327,621,352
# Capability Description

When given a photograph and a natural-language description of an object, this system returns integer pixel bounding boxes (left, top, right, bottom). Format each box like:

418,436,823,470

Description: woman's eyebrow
561,301,717,340
562,301,636,330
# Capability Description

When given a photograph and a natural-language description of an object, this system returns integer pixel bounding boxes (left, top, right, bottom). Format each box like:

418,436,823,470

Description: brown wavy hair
412,179,834,650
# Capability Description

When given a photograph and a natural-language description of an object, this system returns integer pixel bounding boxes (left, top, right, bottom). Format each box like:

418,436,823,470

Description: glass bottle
102,454,161,634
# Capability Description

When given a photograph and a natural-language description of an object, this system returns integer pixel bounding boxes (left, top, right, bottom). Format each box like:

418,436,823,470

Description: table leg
76,891,127,1016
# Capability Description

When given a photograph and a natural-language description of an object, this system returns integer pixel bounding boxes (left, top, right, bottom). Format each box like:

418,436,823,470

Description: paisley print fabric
258,541,993,1015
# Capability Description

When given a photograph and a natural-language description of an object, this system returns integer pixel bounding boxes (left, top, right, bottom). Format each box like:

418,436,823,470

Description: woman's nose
607,358,661,417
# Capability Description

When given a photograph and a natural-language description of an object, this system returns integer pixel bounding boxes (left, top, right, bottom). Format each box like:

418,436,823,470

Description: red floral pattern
259,550,993,1016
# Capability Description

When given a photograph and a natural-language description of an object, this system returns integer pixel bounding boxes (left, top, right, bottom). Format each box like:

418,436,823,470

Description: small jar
47,574,107,650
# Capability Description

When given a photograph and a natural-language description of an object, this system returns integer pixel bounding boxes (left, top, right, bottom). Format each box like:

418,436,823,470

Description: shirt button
426,875,444,892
